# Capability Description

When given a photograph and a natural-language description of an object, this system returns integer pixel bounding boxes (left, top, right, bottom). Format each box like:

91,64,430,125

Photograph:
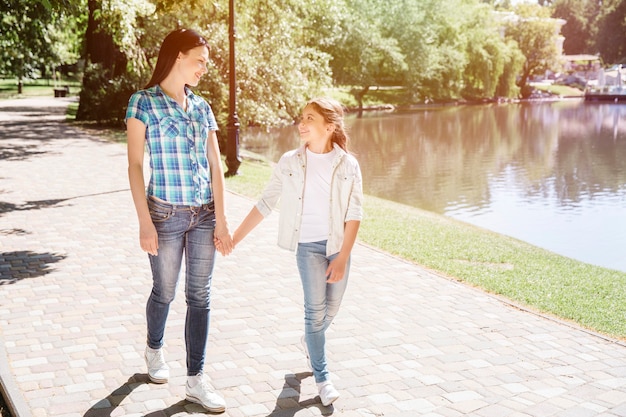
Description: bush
75,63,143,127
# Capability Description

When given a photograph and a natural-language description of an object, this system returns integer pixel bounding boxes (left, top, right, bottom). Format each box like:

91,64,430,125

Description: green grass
226,156,626,340
532,83,584,97
324,86,411,109
0,78,81,99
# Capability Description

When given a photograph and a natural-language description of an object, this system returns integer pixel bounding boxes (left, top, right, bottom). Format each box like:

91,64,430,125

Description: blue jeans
296,240,350,383
145,197,216,376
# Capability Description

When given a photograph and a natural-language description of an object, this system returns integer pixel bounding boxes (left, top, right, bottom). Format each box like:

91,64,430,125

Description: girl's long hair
144,29,209,89
306,97,350,152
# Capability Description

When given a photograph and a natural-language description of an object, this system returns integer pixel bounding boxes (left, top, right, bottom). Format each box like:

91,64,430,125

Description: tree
225,0,334,127
318,0,407,112
0,0,84,92
75,0,154,123
504,3,563,97
551,0,600,55
595,0,626,64
461,7,510,99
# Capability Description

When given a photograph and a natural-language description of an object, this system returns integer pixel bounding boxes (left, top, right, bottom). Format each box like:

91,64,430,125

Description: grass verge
0,78,81,100
226,155,626,340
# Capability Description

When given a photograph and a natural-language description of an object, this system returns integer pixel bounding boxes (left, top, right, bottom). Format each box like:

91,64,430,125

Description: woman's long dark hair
144,29,209,89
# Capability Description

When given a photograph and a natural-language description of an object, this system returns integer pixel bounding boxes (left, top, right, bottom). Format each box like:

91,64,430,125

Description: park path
1,97,626,417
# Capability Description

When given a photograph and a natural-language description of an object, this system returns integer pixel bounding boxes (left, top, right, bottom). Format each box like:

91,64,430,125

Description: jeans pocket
148,198,174,223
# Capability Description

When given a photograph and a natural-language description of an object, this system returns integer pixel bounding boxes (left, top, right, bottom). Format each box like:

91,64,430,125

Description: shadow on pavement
266,372,334,417
0,120,70,161
83,374,149,417
0,250,67,285
0,190,128,218
84,374,219,417
0,198,69,215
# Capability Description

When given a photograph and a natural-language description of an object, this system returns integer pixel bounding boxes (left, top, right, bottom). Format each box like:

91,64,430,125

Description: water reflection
241,100,626,272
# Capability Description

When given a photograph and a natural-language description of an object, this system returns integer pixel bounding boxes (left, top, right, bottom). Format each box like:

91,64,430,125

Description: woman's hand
214,235,233,256
139,220,159,256
214,223,233,256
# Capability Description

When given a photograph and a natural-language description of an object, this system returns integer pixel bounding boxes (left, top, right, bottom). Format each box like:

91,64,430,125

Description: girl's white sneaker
317,380,339,406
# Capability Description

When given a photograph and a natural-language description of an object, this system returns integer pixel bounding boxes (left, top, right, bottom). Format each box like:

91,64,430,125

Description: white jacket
255,143,364,255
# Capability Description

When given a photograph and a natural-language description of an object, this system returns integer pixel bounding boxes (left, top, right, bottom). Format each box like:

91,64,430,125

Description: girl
231,97,363,406
126,28,232,413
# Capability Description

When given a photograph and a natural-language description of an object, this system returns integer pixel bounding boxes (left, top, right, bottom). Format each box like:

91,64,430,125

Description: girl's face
298,105,333,143
176,45,209,86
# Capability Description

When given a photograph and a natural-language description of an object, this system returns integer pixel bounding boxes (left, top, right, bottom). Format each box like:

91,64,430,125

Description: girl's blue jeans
145,197,216,376
296,240,350,383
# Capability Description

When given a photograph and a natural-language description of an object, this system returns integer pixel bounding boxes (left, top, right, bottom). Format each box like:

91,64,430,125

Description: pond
240,99,626,272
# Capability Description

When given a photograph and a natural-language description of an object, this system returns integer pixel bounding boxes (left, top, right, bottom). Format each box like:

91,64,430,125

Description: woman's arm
127,118,158,256
207,130,233,255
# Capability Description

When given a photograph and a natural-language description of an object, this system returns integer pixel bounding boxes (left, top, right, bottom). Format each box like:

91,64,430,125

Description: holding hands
214,220,234,256
214,234,233,256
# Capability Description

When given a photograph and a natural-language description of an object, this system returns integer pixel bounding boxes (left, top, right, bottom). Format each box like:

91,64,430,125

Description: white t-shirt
299,148,336,243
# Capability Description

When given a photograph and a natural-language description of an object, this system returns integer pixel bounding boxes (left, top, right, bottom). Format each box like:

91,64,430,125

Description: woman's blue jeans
145,197,216,376
296,240,350,383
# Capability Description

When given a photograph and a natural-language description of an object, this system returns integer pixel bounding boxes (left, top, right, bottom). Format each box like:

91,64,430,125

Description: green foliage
316,0,407,107
0,0,86,80
75,63,141,125
595,0,626,65
460,3,510,99
15,0,595,126
504,3,563,96
551,0,600,55
495,40,524,98
231,0,334,127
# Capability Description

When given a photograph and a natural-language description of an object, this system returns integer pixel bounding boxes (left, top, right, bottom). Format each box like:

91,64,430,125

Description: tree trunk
84,0,127,75
352,86,370,118
77,0,129,121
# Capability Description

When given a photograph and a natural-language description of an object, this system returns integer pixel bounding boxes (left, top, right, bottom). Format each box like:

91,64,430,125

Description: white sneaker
301,335,313,371
186,374,226,413
145,347,169,384
317,380,339,406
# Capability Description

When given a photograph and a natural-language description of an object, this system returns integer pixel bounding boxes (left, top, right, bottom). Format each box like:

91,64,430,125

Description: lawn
0,78,81,99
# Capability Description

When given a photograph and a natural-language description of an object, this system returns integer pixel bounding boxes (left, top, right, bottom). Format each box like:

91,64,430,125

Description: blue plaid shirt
126,85,219,206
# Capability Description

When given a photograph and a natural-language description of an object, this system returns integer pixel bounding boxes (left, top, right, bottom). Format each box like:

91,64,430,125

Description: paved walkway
1,97,626,417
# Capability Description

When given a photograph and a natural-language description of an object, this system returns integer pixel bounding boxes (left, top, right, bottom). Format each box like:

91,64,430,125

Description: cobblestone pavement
1,97,626,417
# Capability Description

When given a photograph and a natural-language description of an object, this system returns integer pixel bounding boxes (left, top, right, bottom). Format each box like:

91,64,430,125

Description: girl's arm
326,220,360,283
232,206,265,247
207,130,233,255
127,118,158,256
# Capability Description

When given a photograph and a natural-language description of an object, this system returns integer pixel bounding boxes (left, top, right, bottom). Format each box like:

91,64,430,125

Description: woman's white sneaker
317,380,339,406
144,347,169,384
186,374,226,413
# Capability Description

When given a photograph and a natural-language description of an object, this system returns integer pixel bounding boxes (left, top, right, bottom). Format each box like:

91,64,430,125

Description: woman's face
176,45,209,86
298,105,332,143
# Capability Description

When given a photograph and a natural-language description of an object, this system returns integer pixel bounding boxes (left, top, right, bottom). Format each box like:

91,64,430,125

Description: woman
126,28,232,413
230,97,363,406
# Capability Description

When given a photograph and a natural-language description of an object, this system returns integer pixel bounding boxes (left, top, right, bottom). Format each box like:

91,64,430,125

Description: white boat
585,65,626,102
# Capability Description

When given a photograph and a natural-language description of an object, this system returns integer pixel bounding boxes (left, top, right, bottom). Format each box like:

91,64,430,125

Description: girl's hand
214,224,233,256
214,236,232,256
326,254,348,283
